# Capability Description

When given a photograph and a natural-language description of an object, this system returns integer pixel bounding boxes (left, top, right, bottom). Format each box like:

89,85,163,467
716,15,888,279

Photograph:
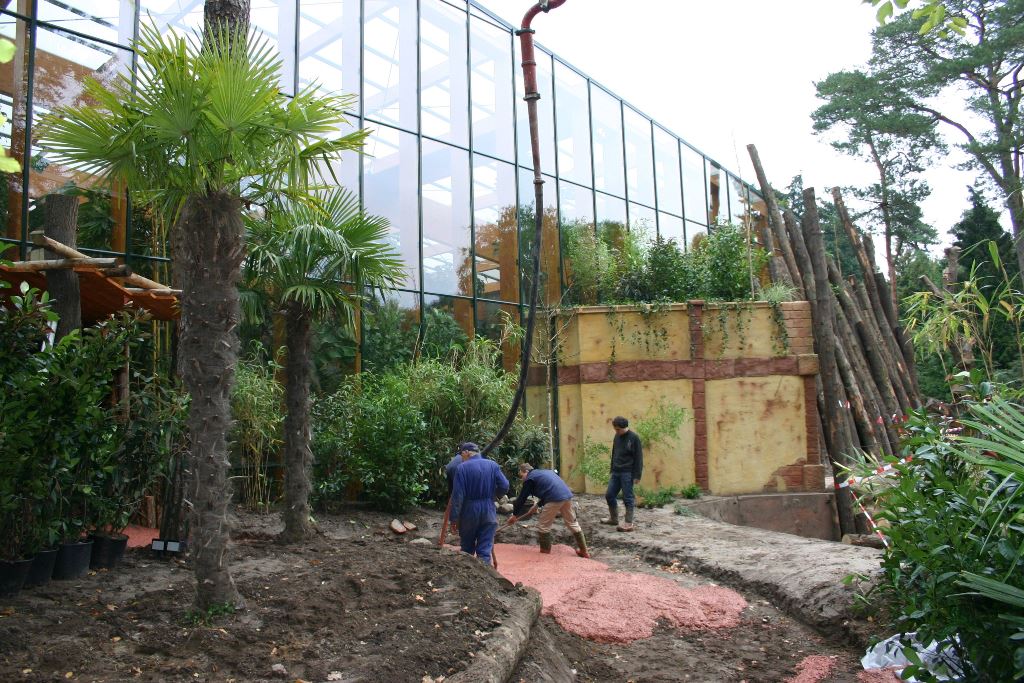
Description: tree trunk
746,144,803,297
177,191,245,611
204,0,250,47
42,194,81,342
279,304,317,543
873,271,920,402
784,208,815,301
802,188,856,535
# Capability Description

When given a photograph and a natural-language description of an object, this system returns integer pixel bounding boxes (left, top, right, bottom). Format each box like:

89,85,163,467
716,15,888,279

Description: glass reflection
623,107,654,207
518,171,559,304
473,155,518,303
27,26,133,254
470,15,513,161
420,0,468,146
361,290,421,373
628,202,655,238
138,0,203,34
590,85,624,197
299,0,360,100
658,211,684,245
554,61,591,187
364,124,419,288
728,174,751,225
423,293,474,355
38,1,135,47
558,180,595,303
421,139,471,297
681,143,706,225
686,220,707,252
1,13,27,250
515,43,554,175
595,191,625,232
653,125,682,216
706,160,723,225
476,299,519,372
364,0,417,131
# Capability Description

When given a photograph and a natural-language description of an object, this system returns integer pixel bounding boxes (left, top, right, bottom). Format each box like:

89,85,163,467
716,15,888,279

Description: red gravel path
494,542,747,643
785,655,839,682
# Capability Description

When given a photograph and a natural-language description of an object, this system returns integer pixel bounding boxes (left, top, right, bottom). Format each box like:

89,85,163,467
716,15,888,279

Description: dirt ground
0,503,884,683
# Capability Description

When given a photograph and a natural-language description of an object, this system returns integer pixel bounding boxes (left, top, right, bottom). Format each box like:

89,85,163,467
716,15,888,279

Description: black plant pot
24,548,58,588
0,558,33,598
52,540,93,580
89,534,128,569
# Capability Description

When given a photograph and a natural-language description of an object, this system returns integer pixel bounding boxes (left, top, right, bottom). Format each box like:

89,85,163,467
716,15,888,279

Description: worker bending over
508,463,589,558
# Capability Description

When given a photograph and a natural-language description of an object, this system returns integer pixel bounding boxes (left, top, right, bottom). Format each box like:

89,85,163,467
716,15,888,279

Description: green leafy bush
680,483,702,499
635,485,678,508
230,347,283,510
869,393,1024,680
312,337,550,512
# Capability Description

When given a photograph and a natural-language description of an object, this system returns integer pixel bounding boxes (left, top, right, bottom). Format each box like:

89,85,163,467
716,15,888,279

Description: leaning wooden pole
802,187,856,535
748,144,803,297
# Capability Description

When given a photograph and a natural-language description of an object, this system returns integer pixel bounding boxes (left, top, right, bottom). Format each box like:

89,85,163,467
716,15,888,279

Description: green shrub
868,394,1024,680
230,347,283,510
635,485,677,508
312,337,551,512
680,483,702,499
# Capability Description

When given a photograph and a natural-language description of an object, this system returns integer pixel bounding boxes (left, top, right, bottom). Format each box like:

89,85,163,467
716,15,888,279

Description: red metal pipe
479,0,566,460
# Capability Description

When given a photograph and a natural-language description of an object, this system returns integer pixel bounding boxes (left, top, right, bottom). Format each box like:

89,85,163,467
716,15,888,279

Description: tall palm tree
242,190,403,541
39,23,369,609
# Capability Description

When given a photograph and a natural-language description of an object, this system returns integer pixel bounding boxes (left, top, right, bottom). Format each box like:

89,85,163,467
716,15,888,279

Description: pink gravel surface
494,542,747,643
785,655,839,682
857,667,904,682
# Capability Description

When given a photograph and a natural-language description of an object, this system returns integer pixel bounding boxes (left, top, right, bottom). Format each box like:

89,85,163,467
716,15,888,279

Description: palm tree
39,23,369,609
242,190,403,541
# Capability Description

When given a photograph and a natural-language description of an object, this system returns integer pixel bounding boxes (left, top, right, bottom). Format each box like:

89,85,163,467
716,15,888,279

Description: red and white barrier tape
848,487,890,548
834,456,914,489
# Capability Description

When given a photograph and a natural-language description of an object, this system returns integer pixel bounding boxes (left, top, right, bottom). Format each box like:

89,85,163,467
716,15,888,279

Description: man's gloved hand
507,515,518,525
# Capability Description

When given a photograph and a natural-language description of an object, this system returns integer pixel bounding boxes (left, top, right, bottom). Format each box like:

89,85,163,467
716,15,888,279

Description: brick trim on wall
690,302,709,491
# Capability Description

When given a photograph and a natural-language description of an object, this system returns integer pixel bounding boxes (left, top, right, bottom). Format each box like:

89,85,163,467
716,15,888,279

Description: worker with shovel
507,463,590,558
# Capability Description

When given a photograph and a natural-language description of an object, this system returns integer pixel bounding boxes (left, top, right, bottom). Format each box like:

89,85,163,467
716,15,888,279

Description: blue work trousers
605,471,636,510
458,517,498,565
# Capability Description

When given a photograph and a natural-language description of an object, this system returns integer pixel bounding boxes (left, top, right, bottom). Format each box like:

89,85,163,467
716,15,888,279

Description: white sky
480,0,1001,254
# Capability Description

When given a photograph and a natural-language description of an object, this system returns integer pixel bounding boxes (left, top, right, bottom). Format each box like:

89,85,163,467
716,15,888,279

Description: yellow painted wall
705,376,808,495
558,304,693,364
558,379,695,494
701,303,782,359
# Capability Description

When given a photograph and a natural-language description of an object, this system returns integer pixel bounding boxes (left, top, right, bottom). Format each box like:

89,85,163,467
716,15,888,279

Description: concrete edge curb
448,586,542,683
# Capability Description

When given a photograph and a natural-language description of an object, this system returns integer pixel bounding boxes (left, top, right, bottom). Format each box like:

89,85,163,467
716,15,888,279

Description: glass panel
623,107,654,207
658,211,684,245
594,191,625,232
476,299,519,373
515,43,554,175
685,220,707,252
628,202,656,238
518,171,559,305
470,14,513,161
681,143,706,225
37,0,135,46
316,115,360,194
422,293,473,356
557,180,595,303
364,0,417,131
362,290,421,373
28,26,133,254
299,0,360,99
553,61,591,187
137,0,203,35
728,174,751,225
364,125,419,289
590,85,623,197
420,0,468,146
653,125,682,216
421,139,471,296
251,1,297,94
706,160,723,225
1,14,28,252
473,155,517,303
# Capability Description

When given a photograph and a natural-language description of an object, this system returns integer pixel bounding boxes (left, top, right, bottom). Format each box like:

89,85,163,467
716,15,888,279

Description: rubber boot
538,531,552,554
572,531,590,559
600,507,618,525
617,507,635,532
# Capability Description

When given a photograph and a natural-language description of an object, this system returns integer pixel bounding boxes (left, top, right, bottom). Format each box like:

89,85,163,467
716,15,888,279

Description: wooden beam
5,257,117,271
125,287,182,296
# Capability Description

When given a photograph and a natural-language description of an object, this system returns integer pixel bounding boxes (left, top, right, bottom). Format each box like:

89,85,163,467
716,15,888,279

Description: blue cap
459,442,480,453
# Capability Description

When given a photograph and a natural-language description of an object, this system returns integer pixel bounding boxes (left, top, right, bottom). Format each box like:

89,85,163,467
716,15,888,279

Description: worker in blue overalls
449,442,509,565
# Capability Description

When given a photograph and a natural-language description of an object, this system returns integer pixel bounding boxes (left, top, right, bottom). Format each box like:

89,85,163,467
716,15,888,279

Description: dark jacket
445,453,462,495
611,430,643,480
450,455,509,525
512,469,572,516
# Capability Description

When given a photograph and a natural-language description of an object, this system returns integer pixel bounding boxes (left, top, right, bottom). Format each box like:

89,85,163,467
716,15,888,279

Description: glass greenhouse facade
0,0,763,354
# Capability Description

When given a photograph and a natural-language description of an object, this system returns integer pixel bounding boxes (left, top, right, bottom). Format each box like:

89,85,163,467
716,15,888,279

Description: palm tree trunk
177,190,244,610
279,304,316,542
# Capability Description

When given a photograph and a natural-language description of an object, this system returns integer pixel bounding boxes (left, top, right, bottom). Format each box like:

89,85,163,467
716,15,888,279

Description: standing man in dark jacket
508,463,589,558
601,416,643,532
449,442,509,565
